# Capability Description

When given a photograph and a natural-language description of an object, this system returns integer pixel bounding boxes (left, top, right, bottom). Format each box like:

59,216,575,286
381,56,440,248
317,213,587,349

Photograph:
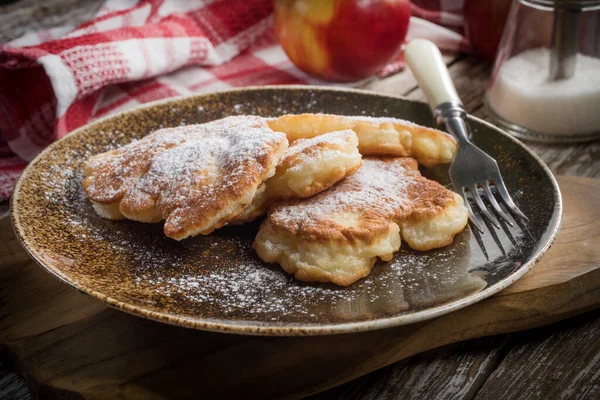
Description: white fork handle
404,39,462,111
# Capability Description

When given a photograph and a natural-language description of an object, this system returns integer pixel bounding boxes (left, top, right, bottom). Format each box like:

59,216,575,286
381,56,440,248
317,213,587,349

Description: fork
405,39,527,232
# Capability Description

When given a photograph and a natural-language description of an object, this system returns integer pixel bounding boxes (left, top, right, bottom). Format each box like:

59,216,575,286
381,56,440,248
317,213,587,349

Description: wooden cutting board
1,175,598,400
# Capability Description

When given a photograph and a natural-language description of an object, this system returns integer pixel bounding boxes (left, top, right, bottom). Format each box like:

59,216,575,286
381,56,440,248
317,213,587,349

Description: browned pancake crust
82,126,190,205
408,175,456,219
255,157,467,286
83,116,288,240
231,130,362,224
268,129,362,198
266,157,444,244
266,113,457,166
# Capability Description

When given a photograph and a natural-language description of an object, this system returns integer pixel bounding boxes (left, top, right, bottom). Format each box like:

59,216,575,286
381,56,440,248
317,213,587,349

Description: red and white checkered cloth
0,0,468,200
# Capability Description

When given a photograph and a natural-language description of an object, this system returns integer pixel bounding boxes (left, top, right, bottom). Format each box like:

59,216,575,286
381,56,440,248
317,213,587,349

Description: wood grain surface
0,175,598,399
475,311,600,400
0,0,101,43
313,309,600,400
1,0,600,399
311,335,512,400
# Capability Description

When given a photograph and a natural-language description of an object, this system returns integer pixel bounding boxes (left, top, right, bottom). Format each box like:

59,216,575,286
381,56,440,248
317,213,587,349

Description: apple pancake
83,116,288,240
254,157,468,286
266,113,457,167
234,129,362,223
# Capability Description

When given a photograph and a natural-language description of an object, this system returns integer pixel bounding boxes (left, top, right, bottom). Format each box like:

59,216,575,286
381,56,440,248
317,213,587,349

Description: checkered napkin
0,0,468,200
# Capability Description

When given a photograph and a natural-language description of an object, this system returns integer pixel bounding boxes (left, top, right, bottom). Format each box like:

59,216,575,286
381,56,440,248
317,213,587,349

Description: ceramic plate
11,86,561,336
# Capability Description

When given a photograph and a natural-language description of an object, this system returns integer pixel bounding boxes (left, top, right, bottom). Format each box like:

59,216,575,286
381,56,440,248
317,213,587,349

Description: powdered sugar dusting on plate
26,112,490,326
41,157,482,322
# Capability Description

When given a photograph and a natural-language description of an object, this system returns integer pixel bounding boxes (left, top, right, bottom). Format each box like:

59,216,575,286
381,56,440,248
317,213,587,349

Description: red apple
275,0,411,82
464,0,513,62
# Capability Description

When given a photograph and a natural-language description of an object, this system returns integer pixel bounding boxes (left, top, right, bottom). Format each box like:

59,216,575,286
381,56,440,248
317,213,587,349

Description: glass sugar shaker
485,0,600,143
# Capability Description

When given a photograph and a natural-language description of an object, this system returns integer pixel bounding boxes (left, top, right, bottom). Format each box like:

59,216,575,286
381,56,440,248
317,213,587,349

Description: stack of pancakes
83,114,468,286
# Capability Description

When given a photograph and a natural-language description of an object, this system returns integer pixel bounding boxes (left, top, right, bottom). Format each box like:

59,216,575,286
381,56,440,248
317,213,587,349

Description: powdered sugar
27,116,489,324
283,129,355,160
135,259,358,318
85,128,192,201
128,116,284,209
123,231,482,320
86,116,287,236
271,158,414,227
345,115,421,127
34,148,485,323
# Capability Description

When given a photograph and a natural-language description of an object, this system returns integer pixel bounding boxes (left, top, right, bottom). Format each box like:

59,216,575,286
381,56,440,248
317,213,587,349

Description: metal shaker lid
523,0,600,10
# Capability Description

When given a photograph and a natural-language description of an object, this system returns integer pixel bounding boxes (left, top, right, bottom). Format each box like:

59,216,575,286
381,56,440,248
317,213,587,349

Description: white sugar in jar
487,48,600,137
485,0,600,143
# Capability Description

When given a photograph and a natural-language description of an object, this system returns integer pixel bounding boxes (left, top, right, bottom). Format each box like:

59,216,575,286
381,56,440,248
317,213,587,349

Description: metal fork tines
437,103,528,232
404,39,527,232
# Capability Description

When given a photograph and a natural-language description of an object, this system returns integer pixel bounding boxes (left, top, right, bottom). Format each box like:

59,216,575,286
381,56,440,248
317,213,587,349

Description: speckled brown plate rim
10,85,563,336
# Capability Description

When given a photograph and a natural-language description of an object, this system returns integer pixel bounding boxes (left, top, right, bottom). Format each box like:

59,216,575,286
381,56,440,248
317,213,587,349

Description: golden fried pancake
254,157,468,286
233,130,362,223
266,113,457,167
83,116,288,240
400,183,469,252
83,126,193,220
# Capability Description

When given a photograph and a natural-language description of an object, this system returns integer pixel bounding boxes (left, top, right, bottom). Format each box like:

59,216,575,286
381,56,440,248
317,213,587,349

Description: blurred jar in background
275,0,411,82
486,0,600,143
464,0,513,62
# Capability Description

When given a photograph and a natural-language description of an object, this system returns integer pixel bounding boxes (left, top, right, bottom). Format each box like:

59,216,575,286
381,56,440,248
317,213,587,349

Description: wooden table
1,1,599,399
